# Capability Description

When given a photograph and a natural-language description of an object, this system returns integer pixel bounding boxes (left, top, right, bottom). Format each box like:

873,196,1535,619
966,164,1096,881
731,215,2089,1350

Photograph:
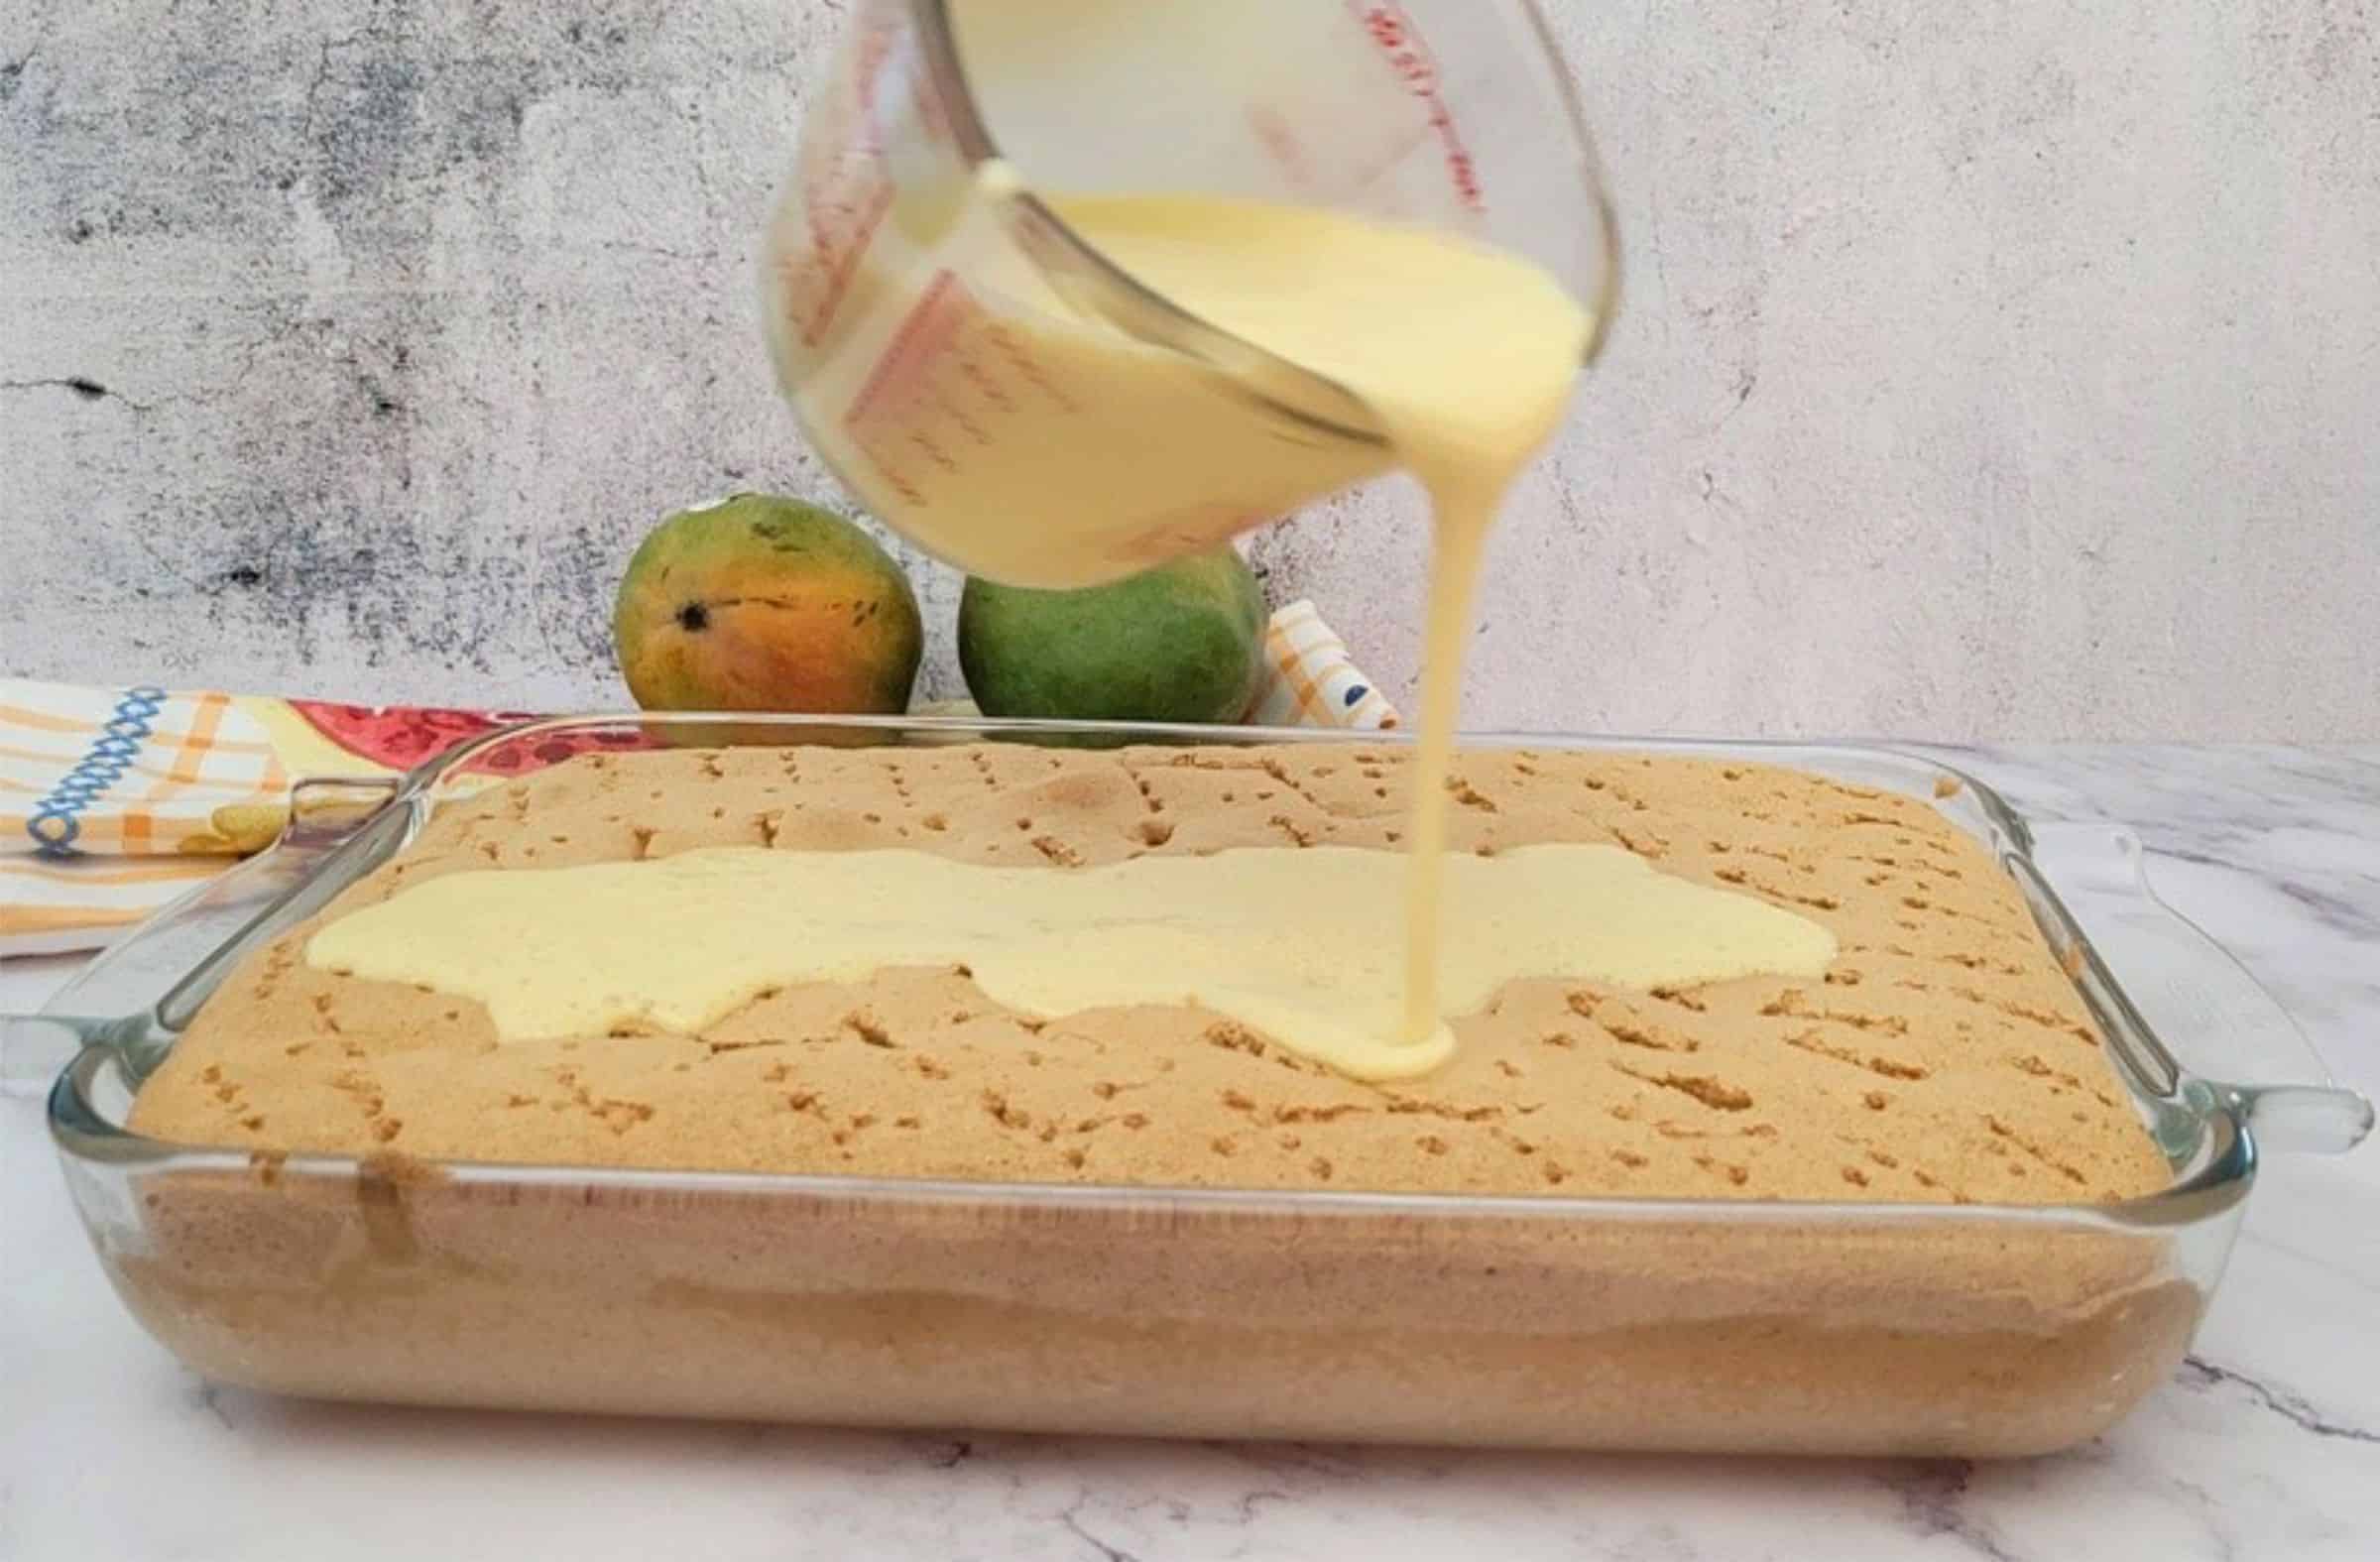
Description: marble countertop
3,743,2374,1561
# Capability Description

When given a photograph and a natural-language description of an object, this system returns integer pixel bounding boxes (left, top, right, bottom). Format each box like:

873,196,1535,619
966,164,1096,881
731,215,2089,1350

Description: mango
957,547,1265,724
614,495,923,716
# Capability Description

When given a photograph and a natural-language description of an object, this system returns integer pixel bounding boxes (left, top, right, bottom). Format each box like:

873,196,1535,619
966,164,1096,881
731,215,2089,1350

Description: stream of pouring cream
1032,194,1594,1044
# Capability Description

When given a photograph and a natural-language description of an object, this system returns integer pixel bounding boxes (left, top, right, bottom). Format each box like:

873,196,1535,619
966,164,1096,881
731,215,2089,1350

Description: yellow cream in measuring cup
765,7,1613,1072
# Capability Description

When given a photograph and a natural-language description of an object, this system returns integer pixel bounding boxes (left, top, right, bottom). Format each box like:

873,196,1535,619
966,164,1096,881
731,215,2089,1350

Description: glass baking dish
25,715,2373,1456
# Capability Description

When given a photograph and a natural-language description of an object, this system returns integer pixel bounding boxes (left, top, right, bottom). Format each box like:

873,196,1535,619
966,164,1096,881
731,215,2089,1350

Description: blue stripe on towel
26,685,168,856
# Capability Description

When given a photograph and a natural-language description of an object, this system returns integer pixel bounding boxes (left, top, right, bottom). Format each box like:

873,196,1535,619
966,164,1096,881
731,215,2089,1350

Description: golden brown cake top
131,743,2173,1205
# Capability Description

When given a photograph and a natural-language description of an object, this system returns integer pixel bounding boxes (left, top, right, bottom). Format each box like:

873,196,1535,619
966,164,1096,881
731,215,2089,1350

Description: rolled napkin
0,600,1393,957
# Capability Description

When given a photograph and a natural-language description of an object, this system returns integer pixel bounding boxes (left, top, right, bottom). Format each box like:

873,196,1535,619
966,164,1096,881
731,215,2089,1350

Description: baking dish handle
0,778,403,1098
2021,821,2373,1157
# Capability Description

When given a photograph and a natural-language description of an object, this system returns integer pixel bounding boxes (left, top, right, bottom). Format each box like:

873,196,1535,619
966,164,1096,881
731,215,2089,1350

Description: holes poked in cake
1569,992,1700,1054
1608,1062,1754,1114
245,942,302,1003
327,1066,387,1127
1266,812,1324,848
965,746,1056,792
1693,1154,1751,1187
627,810,771,856
2007,1052,2086,1090
1129,764,1254,822
1246,755,1339,812
1783,1028,1930,1082
1946,985,2100,1046
1384,1097,1508,1124
1448,777,1499,813
979,1089,1031,1132
198,1063,245,1109
1985,1114,2091,1188
1203,1020,1316,1072
1714,863,1842,912
1606,826,1671,861
1761,989,1910,1035
1270,1100,1372,1125
1029,835,1086,867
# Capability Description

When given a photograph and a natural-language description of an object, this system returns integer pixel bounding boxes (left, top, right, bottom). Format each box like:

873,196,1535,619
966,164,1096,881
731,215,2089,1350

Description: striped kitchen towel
0,681,521,956
1250,599,1400,730
0,600,1392,958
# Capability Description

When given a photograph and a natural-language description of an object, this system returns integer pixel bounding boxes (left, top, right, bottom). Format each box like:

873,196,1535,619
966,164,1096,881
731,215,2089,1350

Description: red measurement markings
1247,103,1317,194
787,170,892,348
850,11,899,115
982,320,1082,415
953,349,1015,414
843,270,979,505
781,16,908,346
931,389,992,447
1344,2,1485,211
904,427,958,475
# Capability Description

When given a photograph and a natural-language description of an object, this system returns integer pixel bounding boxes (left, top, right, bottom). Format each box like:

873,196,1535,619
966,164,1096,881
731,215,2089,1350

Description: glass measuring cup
760,0,1620,587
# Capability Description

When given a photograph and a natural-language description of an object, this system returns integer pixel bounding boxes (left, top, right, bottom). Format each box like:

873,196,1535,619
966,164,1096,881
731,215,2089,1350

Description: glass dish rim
49,711,2261,1232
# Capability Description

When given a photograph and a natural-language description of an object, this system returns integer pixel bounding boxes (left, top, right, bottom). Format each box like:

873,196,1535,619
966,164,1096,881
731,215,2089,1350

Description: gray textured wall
3,2,2375,737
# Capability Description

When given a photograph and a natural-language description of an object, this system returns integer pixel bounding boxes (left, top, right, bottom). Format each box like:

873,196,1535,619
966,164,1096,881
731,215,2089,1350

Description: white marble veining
2,745,2375,1561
